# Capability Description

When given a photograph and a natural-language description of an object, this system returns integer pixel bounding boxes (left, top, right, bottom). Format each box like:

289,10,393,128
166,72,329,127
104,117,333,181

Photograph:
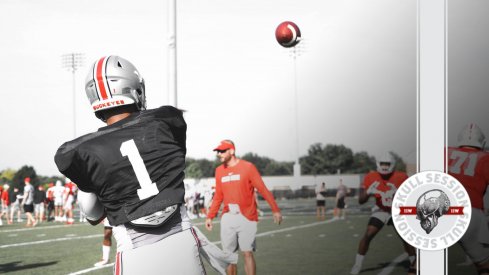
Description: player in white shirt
52,181,65,222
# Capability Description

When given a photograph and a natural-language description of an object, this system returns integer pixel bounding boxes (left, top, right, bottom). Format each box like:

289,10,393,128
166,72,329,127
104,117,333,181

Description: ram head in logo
416,189,450,234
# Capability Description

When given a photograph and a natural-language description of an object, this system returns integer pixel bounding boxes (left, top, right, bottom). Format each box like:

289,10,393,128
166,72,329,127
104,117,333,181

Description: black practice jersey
54,106,186,226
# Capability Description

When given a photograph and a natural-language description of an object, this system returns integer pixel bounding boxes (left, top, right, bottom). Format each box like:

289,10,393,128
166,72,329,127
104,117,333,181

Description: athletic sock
355,254,364,266
102,245,111,261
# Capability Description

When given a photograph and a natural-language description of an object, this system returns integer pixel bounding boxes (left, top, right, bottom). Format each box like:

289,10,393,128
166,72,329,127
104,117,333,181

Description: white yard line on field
0,223,85,233
0,234,102,248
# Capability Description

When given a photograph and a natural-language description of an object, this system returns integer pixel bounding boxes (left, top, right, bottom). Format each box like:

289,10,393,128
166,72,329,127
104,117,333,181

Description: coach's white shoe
350,263,362,275
94,259,109,267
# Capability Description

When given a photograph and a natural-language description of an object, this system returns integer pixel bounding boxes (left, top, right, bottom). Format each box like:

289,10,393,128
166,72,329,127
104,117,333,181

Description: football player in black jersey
55,56,205,274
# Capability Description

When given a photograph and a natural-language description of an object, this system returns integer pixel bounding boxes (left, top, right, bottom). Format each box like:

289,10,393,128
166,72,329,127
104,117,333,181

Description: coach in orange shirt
205,140,282,275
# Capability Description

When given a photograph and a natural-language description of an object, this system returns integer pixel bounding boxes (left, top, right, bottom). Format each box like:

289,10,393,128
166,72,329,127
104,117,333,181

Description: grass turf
0,198,474,274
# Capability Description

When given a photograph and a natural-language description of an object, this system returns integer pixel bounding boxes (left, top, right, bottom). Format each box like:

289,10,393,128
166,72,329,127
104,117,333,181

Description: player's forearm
260,190,280,213
358,189,369,204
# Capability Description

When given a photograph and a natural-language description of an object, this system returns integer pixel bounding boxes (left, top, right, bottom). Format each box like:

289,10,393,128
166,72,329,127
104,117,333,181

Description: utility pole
168,0,177,107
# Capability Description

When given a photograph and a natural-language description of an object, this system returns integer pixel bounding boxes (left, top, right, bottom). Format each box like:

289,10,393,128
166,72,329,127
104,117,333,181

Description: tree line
0,143,407,188
186,143,406,178
0,166,64,191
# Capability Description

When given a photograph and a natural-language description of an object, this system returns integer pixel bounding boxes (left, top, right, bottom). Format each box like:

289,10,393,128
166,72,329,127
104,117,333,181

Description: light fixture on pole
62,53,85,138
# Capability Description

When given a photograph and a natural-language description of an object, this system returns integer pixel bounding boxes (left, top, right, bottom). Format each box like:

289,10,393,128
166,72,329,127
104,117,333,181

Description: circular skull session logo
392,170,471,251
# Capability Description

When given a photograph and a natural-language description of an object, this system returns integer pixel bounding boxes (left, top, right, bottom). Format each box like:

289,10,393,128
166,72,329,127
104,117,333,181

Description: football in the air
275,21,301,48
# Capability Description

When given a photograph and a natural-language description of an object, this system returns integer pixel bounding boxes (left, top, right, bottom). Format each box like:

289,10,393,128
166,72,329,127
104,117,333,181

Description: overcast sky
447,0,489,145
1,0,420,176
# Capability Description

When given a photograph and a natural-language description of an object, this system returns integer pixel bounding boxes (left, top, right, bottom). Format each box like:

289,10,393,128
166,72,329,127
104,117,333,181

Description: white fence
184,174,363,194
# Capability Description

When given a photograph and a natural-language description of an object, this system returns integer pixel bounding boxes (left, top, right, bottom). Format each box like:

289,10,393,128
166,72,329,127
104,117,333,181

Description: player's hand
381,183,397,207
366,181,380,195
386,182,397,191
273,212,282,225
205,218,213,231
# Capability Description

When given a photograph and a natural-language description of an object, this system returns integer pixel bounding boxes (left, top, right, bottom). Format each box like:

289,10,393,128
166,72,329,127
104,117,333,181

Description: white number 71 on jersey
120,139,159,200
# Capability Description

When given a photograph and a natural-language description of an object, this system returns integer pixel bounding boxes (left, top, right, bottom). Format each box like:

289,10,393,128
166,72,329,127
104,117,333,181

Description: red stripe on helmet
96,57,109,100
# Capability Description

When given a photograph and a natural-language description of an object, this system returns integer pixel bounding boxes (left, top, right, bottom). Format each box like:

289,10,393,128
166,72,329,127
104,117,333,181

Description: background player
315,182,327,220
52,181,65,222
45,183,55,221
350,153,416,275
9,187,22,223
448,123,489,275
33,185,46,223
205,140,282,275
0,184,10,225
333,179,348,220
55,55,204,274
21,177,36,227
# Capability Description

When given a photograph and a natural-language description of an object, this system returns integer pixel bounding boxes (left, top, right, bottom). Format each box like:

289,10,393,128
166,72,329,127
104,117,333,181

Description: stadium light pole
290,45,303,178
276,21,303,178
62,53,85,138
167,0,177,107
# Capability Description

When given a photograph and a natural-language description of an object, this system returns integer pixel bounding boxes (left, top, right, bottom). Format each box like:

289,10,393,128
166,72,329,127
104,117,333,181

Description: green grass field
0,198,478,274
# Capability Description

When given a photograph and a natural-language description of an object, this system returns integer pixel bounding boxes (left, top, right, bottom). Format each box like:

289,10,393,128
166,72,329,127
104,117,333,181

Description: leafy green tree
186,162,204,179
241,153,292,176
241,153,272,175
263,160,293,176
347,151,376,173
0,168,16,184
300,144,354,175
12,166,38,189
186,158,218,178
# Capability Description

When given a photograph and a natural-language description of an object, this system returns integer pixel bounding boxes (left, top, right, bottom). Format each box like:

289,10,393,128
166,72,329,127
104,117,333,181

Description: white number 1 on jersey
120,139,159,200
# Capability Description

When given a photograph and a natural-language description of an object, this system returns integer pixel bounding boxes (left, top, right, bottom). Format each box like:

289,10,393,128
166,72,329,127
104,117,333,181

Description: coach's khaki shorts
115,228,205,275
221,211,257,254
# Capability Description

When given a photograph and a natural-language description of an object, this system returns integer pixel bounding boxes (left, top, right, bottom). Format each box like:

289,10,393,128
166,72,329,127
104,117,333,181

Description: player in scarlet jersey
205,140,282,275
0,184,10,225
350,152,416,275
448,123,489,275
55,56,204,274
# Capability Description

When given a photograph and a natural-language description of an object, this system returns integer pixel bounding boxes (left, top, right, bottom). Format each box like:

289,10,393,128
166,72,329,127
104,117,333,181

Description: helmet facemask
376,152,396,175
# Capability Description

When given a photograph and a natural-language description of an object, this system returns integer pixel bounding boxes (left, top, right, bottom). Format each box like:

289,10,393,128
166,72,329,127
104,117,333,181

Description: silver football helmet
376,152,395,175
457,123,486,149
85,56,146,121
